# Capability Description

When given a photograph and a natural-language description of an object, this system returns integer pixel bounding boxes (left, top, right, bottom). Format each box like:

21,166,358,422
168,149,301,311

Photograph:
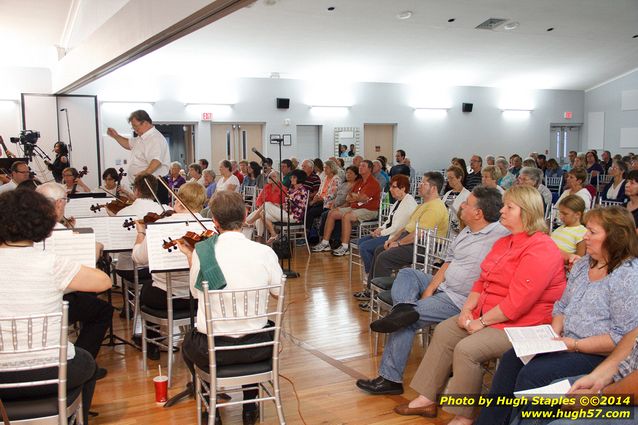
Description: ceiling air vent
475,18,508,30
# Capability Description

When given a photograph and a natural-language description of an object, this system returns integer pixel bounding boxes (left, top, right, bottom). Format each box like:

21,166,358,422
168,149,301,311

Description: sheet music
65,197,112,218
514,379,571,398
146,220,215,272
74,216,137,251
41,228,96,268
504,325,568,364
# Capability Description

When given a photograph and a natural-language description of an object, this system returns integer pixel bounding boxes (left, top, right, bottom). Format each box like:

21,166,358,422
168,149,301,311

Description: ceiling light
547,27,555,32
396,11,413,20
448,18,456,23
270,72,281,79
327,6,335,11
503,21,519,31
264,0,277,5
633,34,638,38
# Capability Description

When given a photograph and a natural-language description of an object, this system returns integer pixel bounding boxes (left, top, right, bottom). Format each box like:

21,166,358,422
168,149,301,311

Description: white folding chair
0,301,83,425
599,199,624,208
271,193,311,254
194,279,286,425
349,192,390,283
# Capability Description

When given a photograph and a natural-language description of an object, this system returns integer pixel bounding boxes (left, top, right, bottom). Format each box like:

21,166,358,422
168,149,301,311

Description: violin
90,198,133,215
123,210,175,230
162,229,215,252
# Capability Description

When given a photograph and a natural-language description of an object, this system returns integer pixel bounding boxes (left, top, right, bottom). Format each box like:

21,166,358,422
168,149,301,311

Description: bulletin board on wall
20,94,100,188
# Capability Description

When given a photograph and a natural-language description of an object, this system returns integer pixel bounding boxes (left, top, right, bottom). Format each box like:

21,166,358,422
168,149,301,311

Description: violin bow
142,177,168,213
156,175,209,232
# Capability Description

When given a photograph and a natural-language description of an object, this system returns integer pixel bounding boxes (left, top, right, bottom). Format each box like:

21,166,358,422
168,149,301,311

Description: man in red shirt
313,160,381,256
231,160,244,185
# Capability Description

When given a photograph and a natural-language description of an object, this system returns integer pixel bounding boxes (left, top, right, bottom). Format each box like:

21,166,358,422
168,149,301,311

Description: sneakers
332,245,349,256
353,290,370,301
359,301,371,312
311,241,331,252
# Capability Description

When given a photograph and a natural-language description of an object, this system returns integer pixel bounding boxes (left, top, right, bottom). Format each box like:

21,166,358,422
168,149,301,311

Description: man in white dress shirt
107,110,170,186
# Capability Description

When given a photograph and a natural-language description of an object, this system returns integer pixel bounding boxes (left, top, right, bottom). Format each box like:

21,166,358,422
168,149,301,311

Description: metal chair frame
348,192,389,283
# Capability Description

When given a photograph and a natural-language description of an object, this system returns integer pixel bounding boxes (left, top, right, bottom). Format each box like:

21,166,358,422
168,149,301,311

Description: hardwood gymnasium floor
91,249,454,425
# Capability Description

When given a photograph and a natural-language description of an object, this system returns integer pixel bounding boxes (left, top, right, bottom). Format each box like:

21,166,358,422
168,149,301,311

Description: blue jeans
357,235,390,274
475,349,605,425
378,268,461,383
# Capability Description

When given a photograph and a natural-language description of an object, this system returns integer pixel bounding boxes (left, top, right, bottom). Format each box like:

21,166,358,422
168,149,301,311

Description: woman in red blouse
263,169,309,243
392,185,566,424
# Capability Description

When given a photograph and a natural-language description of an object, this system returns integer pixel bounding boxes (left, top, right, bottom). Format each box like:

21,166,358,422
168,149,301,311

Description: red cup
153,376,168,403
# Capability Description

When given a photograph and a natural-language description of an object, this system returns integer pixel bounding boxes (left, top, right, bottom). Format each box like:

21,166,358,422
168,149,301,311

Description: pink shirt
471,231,566,329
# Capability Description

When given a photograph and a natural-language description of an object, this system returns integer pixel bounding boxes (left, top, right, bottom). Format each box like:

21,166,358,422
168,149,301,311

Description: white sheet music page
74,216,137,251
42,228,96,268
146,220,215,273
514,379,571,398
504,325,568,364
65,197,110,218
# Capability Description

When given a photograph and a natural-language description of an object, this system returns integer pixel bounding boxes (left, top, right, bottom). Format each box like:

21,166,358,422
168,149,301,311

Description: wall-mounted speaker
462,103,473,113
276,98,290,109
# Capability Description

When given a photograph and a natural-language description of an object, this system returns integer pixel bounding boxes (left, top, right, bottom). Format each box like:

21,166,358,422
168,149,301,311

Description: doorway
364,124,395,163
296,125,321,160
549,124,581,164
155,123,195,168
211,123,263,165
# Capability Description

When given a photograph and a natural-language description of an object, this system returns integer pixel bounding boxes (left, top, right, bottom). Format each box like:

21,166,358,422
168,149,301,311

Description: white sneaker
312,241,331,252
332,245,349,256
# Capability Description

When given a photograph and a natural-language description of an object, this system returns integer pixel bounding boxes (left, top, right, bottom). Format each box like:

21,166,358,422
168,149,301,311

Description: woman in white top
557,167,592,210
356,174,418,286
62,166,90,194
481,165,505,194
132,182,207,360
0,189,111,423
215,159,240,193
601,160,627,203
442,165,471,231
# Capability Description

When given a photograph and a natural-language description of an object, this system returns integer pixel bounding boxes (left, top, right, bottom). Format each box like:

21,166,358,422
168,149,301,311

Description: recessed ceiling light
503,21,519,31
396,11,413,20
547,27,555,32
270,72,280,79
448,18,455,23
327,6,335,11
633,34,638,38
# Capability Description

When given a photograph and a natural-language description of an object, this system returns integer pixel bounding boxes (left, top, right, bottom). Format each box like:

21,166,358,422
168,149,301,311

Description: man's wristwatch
479,316,487,327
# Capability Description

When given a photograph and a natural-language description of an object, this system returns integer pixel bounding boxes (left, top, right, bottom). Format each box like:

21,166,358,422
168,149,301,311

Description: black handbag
271,235,291,259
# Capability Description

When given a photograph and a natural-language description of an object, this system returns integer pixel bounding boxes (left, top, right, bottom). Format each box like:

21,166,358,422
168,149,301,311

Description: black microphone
251,147,267,162
60,108,67,111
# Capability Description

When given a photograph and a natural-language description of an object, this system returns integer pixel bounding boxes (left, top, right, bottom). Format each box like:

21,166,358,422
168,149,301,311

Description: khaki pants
409,315,512,418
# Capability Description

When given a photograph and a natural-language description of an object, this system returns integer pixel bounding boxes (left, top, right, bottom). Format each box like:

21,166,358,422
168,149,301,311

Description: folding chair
194,279,286,425
349,192,390,283
271,193,311,254
0,301,84,425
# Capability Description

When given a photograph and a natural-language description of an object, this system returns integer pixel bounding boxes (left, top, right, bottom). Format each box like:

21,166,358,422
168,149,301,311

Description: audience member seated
557,167,592,211
441,165,471,232
465,155,483,191
372,159,389,191
188,163,205,186
216,160,240,193
353,174,417,300
601,159,627,203
62,167,91,194
355,186,508,395
305,160,342,235
301,159,322,199
626,170,638,227
178,191,282,425
314,158,325,182
132,182,207,360
245,171,286,238
241,161,266,190
496,157,516,190
203,169,217,199
262,169,309,243
545,158,565,178
362,172,449,311
563,150,577,172
280,159,294,188
551,195,587,263
481,165,504,194
316,165,358,243
389,150,411,178
231,160,244,185
586,150,604,187
451,157,468,187
166,161,186,191
477,206,638,425
313,161,381,257
393,186,566,423
517,166,552,208
0,189,112,424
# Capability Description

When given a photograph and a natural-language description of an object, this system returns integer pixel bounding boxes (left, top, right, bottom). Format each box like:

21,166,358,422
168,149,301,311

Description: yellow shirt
404,198,449,237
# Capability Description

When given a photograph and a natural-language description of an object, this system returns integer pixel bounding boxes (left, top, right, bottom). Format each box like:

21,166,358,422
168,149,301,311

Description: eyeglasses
15,170,30,174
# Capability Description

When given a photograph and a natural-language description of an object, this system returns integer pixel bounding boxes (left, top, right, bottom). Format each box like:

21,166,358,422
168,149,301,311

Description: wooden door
364,124,394,161
211,123,263,166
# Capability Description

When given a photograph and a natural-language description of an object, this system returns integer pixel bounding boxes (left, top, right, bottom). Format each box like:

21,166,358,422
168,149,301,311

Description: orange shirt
350,174,381,211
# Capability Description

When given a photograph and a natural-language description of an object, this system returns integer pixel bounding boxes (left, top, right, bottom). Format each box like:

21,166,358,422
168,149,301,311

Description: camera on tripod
10,130,41,146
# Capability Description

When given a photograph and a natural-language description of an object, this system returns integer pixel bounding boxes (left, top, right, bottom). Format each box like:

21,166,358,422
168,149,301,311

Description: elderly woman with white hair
496,157,516,190
166,161,186,191
517,166,553,207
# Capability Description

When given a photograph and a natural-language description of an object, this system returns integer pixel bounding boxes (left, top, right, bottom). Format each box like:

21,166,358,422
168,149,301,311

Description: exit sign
564,111,573,119
202,112,212,121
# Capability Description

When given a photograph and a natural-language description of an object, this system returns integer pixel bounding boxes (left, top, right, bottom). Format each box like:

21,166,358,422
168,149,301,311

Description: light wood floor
92,249,455,425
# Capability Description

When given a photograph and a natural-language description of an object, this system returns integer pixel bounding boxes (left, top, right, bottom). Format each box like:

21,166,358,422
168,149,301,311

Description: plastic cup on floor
153,375,168,403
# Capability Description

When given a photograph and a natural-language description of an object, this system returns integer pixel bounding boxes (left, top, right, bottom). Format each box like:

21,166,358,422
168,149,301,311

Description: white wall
584,68,638,154
71,75,584,174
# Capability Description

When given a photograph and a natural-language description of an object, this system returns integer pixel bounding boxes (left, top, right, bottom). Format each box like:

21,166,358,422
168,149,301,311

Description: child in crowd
551,194,587,262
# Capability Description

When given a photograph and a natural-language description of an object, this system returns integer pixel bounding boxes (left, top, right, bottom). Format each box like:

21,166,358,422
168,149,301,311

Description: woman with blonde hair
394,186,566,423
481,165,504,193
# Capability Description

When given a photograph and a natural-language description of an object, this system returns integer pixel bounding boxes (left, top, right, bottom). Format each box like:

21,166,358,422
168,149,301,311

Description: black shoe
201,411,222,425
95,367,107,381
132,334,142,347
147,345,160,361
370,303,419,333
356,376,404,395
242,410,259,425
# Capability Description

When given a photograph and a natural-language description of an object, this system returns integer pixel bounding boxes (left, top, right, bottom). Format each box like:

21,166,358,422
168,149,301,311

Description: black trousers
140,283,195,340
318,210,342,243
305,203,324,232
367,239,414,286
0,347,97,424
63,292,114,359
182,325,274,413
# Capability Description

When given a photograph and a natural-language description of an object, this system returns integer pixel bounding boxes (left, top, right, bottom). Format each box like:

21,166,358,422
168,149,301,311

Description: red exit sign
564,111,573,119
202,112,213,121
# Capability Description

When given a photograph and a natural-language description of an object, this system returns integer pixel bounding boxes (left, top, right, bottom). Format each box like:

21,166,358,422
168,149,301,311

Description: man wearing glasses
0,161,31,193
465,155,483,191
107,110,170,186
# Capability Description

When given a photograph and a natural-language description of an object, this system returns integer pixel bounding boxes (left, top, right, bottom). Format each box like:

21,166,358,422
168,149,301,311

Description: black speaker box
276,98,290,109
462,103,473,113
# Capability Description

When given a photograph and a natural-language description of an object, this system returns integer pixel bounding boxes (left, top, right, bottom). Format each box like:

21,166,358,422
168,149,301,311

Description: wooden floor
91,249,454,425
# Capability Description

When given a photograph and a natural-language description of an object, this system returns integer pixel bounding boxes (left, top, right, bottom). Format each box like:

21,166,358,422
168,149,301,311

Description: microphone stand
61,109,73,164
269,138,299,278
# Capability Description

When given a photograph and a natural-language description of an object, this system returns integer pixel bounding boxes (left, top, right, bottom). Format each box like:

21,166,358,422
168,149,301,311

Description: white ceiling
3,0,638,90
